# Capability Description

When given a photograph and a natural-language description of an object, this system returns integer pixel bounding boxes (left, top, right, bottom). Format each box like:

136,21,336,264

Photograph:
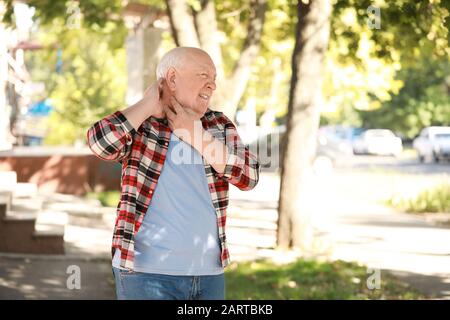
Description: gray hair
156,47,189,80
156,47,210,80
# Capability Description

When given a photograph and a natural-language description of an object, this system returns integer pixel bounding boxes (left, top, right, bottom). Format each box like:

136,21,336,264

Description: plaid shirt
87,108,260,271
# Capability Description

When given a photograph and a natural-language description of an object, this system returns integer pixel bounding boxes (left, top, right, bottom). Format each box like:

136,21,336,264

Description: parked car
413,126,450,163
352,129,403,156
249,126,352,173
314,129,354,173
319,125,369,155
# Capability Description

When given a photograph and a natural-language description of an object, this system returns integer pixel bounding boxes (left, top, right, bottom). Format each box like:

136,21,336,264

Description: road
343,154,450,175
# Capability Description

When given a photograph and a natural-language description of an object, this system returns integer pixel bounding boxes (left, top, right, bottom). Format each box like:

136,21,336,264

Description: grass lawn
87,191,120,207
387,183,450,214
225,259,427,300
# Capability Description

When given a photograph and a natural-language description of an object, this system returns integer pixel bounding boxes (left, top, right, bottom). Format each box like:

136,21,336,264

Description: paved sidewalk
0,254,115,299
0,192,117,300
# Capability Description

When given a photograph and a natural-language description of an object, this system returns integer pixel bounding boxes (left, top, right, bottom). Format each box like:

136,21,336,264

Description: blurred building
0,2,39,149
14,98,52,146
123,2,166,106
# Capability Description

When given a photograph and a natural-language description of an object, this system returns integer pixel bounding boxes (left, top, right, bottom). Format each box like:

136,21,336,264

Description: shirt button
149,190,153,194
164,142,168,146
125,134,132,145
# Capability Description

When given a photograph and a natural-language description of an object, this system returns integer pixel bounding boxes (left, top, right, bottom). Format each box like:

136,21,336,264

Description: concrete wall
0,147,121,195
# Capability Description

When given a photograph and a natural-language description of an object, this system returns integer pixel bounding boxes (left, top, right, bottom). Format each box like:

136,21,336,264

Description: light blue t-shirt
112,133,223,275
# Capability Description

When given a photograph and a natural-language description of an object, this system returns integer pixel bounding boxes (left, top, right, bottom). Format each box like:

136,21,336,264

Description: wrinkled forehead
182,51,217,74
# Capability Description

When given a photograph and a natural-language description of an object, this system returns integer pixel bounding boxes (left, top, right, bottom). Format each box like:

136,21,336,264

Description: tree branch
192,0,224,77
165,0,200,47
224,0,267,116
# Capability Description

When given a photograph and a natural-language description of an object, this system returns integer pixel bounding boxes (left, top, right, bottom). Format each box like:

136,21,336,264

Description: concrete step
30,230,65,254
14,183,38,198
44,202,103,218
43,196,103,218
0,172,38,198
11,196,43,213
3,210,37,221
0,171,17,192
0,190,12,205
0,207,66,255
0,210,37,241
41,192,102,206
0,184,67,254
0,191,13,218
0,203,6,219
35,210,68,231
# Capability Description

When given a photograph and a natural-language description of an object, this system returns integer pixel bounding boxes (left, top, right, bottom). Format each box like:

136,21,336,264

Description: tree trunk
277,0,332,252
193,0,224,79
166,0,200,47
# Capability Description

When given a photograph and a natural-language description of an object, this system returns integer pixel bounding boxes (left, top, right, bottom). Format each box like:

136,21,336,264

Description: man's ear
166,67,177,91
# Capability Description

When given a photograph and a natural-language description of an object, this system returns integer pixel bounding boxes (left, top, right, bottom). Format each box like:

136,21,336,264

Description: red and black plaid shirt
87,108,260,271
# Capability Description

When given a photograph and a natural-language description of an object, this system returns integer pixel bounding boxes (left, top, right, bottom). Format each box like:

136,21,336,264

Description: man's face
170,53,217,115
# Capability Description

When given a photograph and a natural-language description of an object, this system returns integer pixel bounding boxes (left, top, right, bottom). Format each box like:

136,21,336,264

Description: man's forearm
121,100,152,131
192,129,228,174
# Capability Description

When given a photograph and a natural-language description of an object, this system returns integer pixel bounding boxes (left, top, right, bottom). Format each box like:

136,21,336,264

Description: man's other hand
165,96,203,144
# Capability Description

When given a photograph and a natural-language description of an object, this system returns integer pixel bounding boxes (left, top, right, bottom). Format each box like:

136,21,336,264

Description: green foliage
8,0,450,138
5,0,130,146
246,0,450,123
87,190,121,207
388,182,450,213
225,258,425,299
320,101,363,127
3,0,123,29
28,21,128,145
235,0,295,117
332,0,450,62
358,55,450,138
322,0,449,130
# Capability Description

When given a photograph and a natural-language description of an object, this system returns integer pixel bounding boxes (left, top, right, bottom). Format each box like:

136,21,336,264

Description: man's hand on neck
121,79,168,130
165,97,228,174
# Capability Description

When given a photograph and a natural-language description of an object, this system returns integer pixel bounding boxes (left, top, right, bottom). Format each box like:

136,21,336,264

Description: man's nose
206,80,216,91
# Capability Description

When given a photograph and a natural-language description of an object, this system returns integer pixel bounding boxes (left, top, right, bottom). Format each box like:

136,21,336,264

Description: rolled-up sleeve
86,111,136,162
216,117,260,191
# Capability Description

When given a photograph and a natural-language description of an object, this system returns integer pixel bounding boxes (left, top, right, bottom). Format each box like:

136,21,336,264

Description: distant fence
0,147,121,196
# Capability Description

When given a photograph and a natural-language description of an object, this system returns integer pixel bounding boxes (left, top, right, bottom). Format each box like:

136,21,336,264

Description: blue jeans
112,267,225,300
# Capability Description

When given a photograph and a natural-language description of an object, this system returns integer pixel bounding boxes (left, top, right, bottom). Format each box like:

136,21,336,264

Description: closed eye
198,72,216,82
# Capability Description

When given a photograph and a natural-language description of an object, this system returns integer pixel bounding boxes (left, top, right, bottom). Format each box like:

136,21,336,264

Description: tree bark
193,0,224,78
166,0,200,47
277,0,332,252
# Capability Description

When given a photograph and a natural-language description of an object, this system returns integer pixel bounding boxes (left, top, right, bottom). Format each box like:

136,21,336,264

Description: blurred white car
353,129,403,156
249,125,353,173
413,126,450,163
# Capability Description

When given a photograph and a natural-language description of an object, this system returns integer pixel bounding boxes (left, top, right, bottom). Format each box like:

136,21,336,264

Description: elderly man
87,47,260,300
